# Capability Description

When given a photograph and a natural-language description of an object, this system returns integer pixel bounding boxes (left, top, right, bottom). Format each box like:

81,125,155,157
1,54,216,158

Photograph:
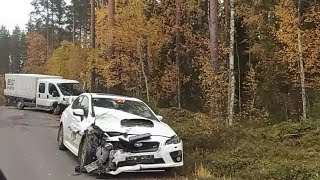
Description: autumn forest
1,0,320,178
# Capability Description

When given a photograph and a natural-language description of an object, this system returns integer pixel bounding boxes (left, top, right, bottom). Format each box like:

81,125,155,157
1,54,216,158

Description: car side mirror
73,109,84,117
156,115,163,121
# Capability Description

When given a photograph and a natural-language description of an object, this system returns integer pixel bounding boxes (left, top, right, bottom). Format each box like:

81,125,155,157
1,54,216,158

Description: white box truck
4,74,85,114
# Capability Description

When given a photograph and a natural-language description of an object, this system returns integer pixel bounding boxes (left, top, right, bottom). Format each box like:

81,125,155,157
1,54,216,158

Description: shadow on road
62,150,174,180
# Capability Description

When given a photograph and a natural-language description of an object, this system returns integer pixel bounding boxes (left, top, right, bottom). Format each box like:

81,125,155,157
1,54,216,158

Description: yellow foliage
275,1,320,88
47,41,71,77
23,32,47,74
200,54,228,118
95,0,169,96
47,41,90,86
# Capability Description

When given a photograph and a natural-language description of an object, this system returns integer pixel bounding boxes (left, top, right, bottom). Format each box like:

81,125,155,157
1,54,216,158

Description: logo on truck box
6,79,15,90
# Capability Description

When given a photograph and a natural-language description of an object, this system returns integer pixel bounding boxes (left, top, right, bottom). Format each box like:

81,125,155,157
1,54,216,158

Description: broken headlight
165,135,181,145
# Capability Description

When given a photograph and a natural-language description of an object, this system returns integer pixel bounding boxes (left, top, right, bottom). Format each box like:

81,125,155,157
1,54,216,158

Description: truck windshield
57,83,84,96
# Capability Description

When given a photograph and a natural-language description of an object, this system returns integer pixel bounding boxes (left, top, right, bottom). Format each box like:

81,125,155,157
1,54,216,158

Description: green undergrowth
161,108,320,180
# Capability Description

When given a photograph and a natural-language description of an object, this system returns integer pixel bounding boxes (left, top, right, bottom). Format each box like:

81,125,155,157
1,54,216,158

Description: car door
64,95,83,146
36,82,48,109
47,83,60,107
72,96,90,150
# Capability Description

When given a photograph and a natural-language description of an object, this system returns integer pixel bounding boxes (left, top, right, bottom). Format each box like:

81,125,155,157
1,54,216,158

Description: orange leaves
275,0,298,46
274,1,320,88
23,32,47,74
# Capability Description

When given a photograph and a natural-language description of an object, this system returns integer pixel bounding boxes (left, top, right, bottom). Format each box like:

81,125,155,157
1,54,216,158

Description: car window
39,83,45,94
81,96,89,118
72,96,83,109
49,83,59,97
92,98,157,120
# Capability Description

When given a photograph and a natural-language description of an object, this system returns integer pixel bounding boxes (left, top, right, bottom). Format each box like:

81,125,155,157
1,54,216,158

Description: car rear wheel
58,125,66,150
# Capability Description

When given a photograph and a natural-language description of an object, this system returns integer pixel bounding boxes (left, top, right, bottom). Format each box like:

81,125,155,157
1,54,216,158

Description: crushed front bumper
85,141,183,175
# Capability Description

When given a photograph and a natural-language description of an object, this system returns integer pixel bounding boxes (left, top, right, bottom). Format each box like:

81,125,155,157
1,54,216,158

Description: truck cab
36,79,85,114
4,74,85,115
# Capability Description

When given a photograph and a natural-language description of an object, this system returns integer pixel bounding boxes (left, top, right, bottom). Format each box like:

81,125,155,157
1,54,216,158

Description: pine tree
0,26,10,74
9,26,27,73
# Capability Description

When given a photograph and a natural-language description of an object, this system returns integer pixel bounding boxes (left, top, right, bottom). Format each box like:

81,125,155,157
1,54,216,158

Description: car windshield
57,83,84,96
92,98,157,121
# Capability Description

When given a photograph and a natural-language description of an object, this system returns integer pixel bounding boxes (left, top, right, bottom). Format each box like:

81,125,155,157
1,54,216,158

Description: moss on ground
160,108,320,180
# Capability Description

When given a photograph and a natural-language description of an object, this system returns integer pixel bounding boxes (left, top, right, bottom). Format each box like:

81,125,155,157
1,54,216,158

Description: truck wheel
53,105,61,115
58,125,66,150
16,99,25,110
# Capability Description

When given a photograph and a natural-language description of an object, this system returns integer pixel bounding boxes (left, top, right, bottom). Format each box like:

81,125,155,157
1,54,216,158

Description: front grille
127,142,160,153
117,158,165,167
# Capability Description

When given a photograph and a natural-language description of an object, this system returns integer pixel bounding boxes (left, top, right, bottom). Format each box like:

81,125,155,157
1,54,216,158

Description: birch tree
297,0,307,121
228,0,235,126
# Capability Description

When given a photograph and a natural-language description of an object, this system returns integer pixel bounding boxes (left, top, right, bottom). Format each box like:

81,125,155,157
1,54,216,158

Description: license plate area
126,155,155,164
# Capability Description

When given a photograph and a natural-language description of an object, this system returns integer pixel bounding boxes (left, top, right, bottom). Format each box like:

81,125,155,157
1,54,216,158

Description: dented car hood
93,107,176,137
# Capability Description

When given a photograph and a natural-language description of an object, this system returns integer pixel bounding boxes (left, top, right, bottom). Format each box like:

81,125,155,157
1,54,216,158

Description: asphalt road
0,106,175,180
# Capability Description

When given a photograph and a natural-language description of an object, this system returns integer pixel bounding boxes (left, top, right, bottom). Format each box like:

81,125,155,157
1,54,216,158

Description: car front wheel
79,137,94,170
58,125,66,150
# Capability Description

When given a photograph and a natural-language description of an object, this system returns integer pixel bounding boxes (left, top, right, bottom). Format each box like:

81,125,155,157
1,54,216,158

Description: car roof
38,79,79,83
87,93,143,102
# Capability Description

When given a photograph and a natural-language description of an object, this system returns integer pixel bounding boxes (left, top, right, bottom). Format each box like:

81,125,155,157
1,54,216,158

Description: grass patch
161,108,320,180
194,163,214,180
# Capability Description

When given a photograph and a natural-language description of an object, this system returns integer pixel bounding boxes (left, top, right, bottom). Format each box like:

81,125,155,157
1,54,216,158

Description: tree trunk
46,0,49,62
51,0,54,49
176,0,182,109
228,0,235,126
139,40,150,102
298,0,307,121
225,0,230,30
90,0,96,92
236,41,241,113
209,0,219,72
107,0,115,59
224,0,230,65
72,10,75,44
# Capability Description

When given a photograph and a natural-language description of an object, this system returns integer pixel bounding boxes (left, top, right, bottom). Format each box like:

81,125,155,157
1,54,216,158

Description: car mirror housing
156,115,163,121
73,109,84,117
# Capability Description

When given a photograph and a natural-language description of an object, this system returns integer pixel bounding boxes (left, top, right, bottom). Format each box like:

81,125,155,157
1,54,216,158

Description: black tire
58,125,66,150
53,105,61,115
79,137,94,170
16,99,24,110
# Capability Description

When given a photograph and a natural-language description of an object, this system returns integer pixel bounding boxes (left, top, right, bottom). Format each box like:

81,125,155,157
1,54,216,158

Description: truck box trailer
4,74,84,115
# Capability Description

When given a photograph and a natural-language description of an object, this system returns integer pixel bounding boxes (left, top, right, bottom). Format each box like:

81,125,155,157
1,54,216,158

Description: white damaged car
57,93,183,175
